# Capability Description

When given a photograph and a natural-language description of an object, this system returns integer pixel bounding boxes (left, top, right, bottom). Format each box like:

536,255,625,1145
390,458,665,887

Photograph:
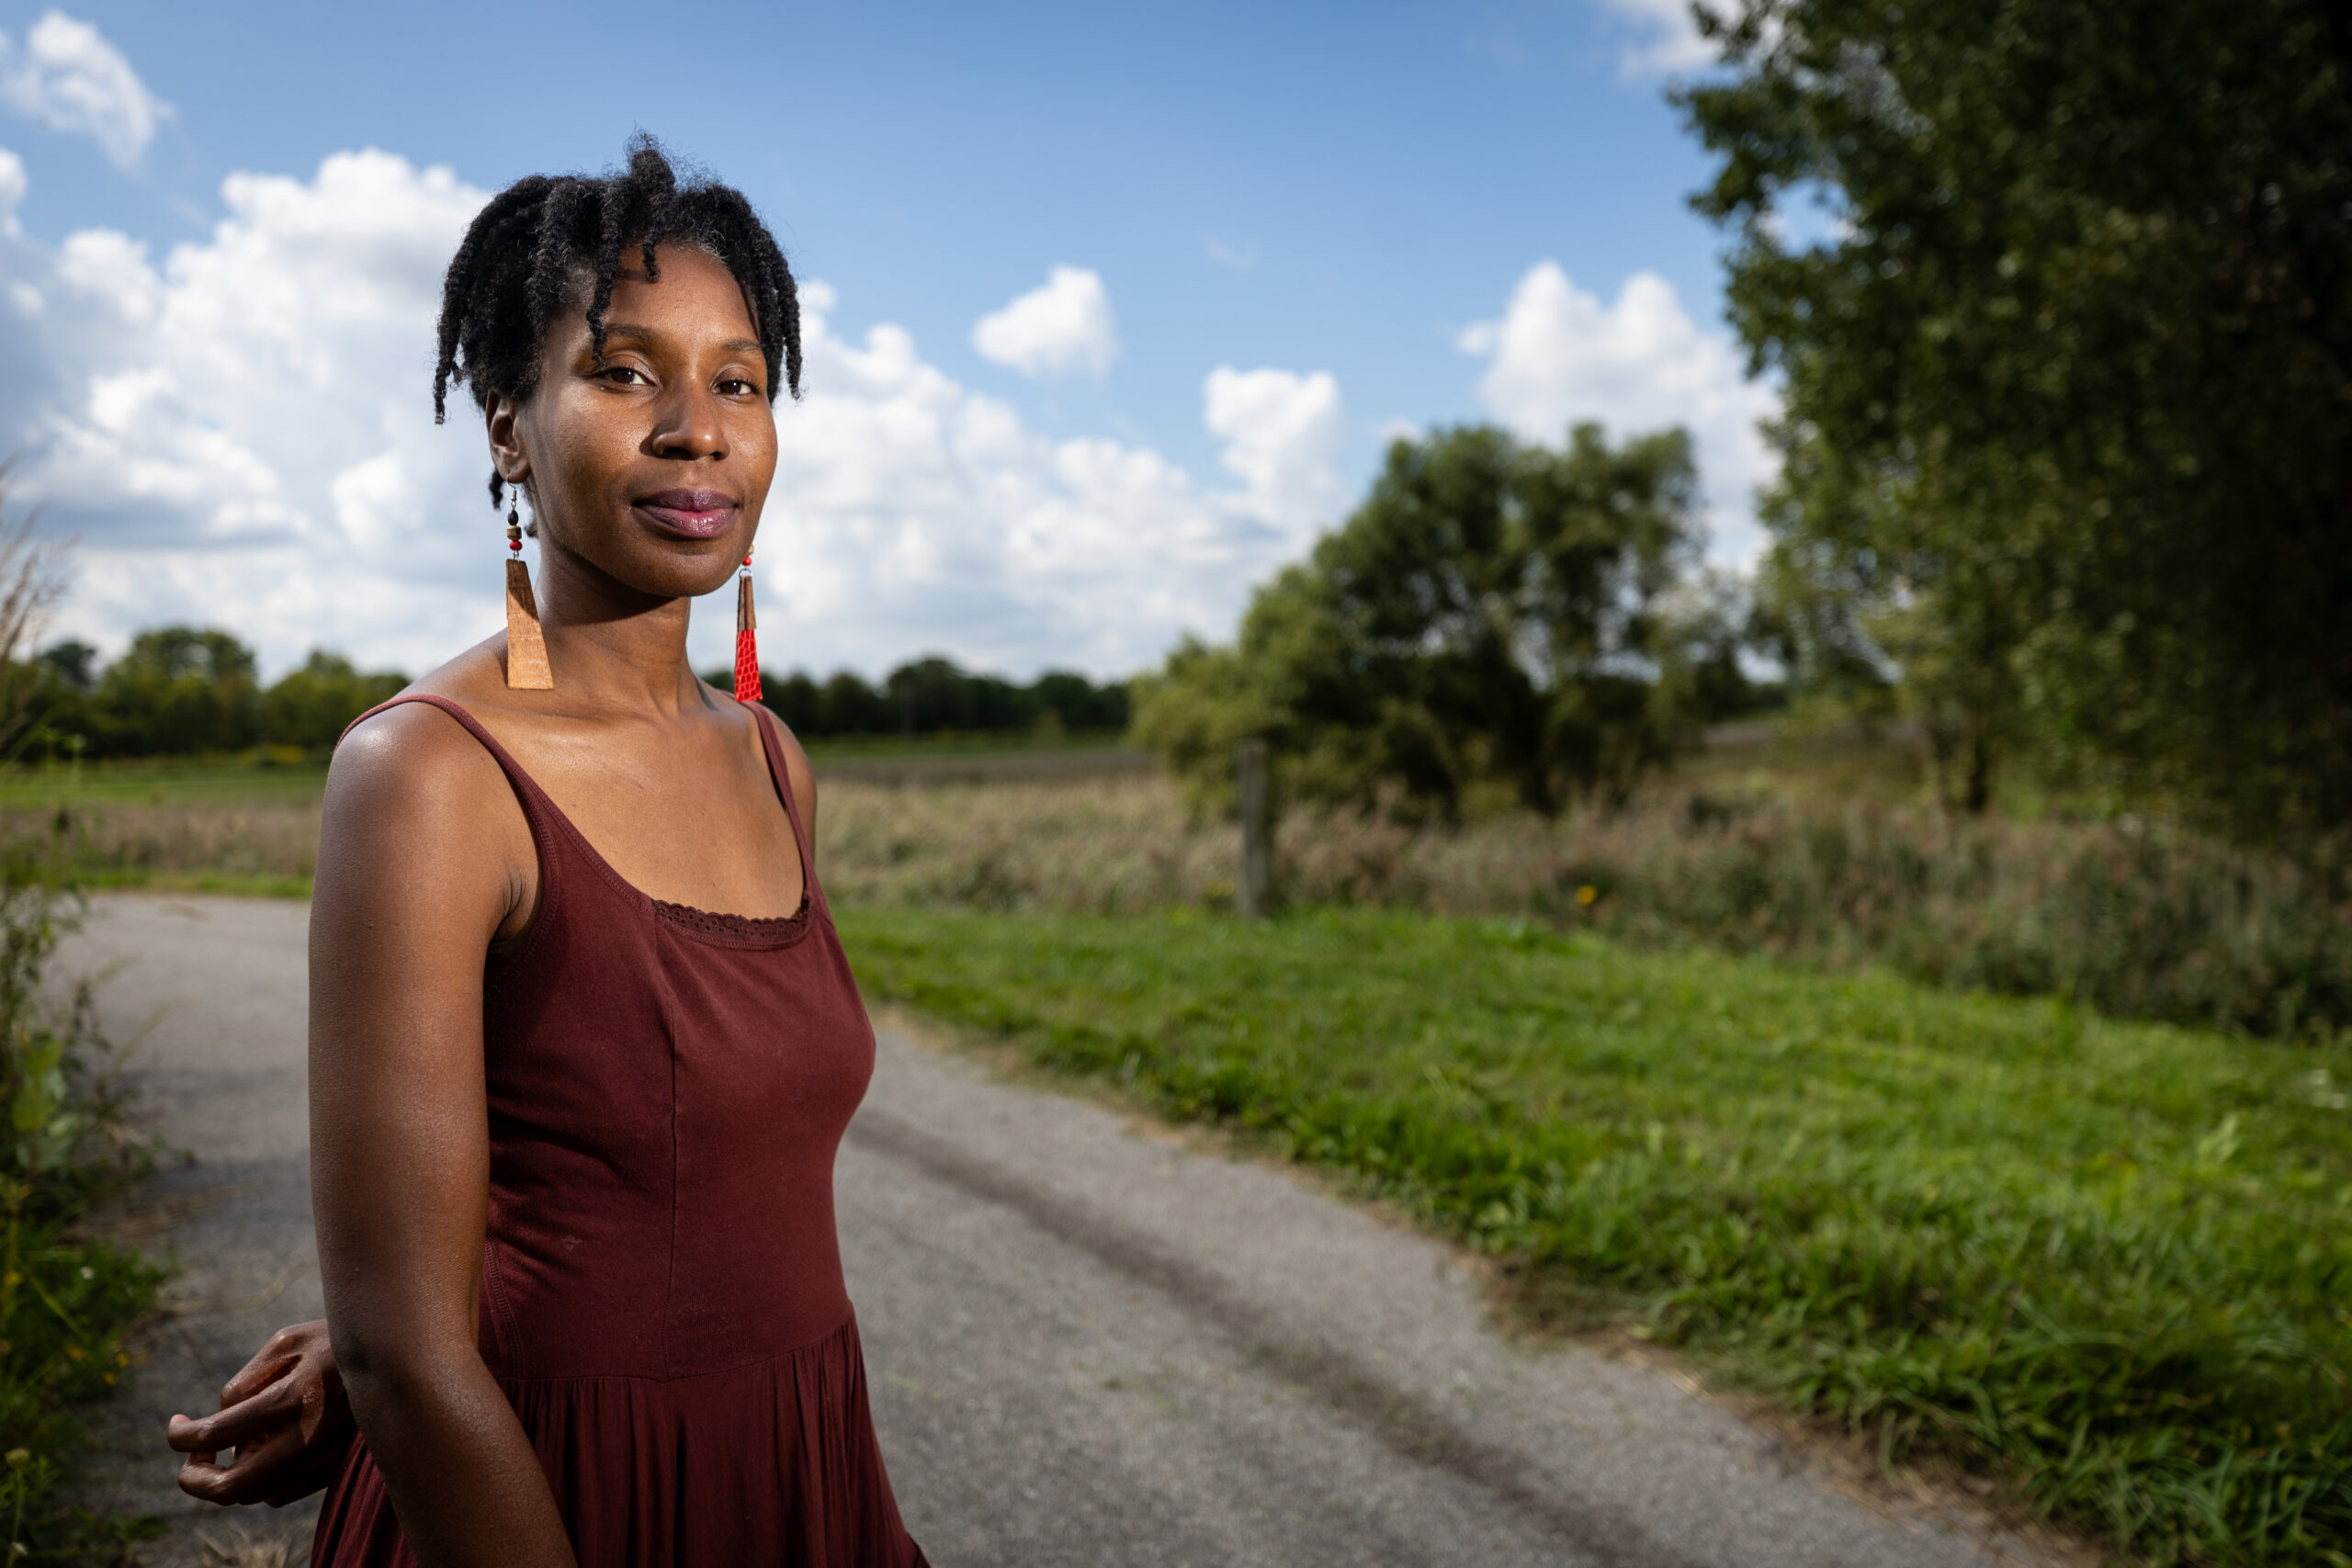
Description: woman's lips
632,489,740,539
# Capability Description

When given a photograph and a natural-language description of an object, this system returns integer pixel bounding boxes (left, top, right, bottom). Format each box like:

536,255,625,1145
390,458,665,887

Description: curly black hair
432,134,802,508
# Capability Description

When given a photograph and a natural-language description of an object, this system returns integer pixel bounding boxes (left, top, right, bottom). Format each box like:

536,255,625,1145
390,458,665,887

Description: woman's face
495,243,777,603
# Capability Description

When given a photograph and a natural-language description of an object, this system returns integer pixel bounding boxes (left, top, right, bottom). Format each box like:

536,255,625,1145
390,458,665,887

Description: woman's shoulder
328,642,520,820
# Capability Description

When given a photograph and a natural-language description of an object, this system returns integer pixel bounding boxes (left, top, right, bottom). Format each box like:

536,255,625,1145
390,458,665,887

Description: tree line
9,627,1129,761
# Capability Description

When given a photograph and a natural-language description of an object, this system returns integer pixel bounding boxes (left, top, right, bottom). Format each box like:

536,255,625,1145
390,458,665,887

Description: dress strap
742,701,827,919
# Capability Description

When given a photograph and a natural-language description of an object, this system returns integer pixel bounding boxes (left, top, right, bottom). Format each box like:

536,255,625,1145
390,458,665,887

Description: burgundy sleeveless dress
309,694,926,1568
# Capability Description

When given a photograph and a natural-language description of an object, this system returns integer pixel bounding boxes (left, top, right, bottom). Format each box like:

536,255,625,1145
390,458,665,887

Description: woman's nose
649,384,727,461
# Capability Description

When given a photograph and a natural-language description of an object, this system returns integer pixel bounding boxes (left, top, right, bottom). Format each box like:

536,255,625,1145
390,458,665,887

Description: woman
162,140,927,1567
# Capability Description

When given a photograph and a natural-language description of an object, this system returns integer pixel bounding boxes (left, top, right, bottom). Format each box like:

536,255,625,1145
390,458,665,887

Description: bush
0,878,165,1554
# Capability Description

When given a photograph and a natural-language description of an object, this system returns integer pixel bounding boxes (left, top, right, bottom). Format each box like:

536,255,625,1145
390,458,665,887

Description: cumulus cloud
1204,367,1344,547
1591,0,1714,74
971,265,1120,378
9,149,493,671
760,293,1340,675
0,11,171,167
0,152,1340,680
1460,261,1777,561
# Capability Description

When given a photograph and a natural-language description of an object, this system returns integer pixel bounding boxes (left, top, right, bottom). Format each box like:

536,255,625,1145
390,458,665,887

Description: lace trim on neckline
649,889,813,945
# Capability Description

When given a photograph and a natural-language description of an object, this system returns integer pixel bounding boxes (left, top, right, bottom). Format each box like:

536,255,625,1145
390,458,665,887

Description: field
9,742,2351,1562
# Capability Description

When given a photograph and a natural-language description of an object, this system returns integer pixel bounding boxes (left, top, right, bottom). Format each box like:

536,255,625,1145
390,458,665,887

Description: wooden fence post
1237,738,1270,919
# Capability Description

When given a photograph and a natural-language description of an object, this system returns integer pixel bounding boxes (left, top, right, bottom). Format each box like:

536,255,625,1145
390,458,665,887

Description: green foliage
259,652,407,752
808,767,2352,1040
0,882,164,1556
23,628,406,761
90,628,258,756
1680,0,2352,835
726,656,1131,741
842,906,2352,1565
1567,794,2352,1040
1135,423,1743,820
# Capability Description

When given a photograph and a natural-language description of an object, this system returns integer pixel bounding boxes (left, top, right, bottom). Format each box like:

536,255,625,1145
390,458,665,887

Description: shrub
0,878,164,1554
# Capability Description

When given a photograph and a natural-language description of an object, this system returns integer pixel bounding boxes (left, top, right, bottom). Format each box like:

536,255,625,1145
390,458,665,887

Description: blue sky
0,0,1773,680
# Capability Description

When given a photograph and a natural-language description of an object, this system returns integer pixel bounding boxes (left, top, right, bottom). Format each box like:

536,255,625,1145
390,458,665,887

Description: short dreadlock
433,134,803,508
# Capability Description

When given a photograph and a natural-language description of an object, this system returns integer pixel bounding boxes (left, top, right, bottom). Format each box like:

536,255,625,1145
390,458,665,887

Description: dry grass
822,773,2352,1038
0,800,322,885
10,764,2343,1036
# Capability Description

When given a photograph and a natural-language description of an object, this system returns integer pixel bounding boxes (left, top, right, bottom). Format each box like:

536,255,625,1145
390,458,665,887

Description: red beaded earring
733,549,762,700
503,482,554,690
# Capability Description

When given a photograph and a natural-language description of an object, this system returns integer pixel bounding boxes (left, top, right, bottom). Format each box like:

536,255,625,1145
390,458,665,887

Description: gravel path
65,894,2057,1567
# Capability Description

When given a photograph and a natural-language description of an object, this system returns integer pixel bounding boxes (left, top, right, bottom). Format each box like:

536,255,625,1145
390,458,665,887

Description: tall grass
0,801,321,897
820,774,2352,1039
11,760,2345,1037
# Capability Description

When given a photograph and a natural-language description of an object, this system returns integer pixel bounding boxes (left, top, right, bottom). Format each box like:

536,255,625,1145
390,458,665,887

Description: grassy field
2,744,2346,1038
12,745,2352,1559
840,906,2352,1567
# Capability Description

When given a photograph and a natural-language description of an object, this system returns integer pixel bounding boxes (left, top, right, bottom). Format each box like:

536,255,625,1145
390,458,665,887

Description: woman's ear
485,392,528,491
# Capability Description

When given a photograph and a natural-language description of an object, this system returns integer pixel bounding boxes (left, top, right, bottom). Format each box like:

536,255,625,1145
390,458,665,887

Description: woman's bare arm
308,706,574,1568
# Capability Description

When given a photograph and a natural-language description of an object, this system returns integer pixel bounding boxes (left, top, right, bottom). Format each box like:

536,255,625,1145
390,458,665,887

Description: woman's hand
166,1319,355,1506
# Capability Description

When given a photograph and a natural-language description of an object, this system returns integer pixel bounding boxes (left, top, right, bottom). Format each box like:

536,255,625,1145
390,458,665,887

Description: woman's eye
599,365,650,386
719,377,758,396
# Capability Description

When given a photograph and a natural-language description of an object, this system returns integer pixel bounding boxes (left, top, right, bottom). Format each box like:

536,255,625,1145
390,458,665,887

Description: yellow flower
1576,885,1599,906
62,1347,83,1362
3,1449,25,1467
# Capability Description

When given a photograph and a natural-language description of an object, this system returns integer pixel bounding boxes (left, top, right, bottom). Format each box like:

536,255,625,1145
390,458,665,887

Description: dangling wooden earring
733,552,763,703
503,483,554,690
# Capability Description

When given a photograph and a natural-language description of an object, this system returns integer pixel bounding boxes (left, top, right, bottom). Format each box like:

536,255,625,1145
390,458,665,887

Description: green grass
69,868,314,899
0,757,328,808
838,906,2352,1567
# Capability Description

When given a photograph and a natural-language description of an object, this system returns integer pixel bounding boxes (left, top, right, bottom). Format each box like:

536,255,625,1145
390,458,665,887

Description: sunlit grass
840,906,2352,1567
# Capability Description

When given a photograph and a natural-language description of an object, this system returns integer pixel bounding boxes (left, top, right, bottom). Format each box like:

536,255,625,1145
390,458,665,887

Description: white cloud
760,295,1339,675
1204,367,1344,547
0,152,1340,681
0,11,171,167
971,265,1120,378
1460,261,1777,562
0,147,24,235
1204,237,1257,273
1592,0,1713,74
10,150,503,671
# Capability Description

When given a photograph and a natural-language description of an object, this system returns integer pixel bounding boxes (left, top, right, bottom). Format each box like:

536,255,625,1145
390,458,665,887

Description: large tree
1136,423,1734,818
1681,0,2352,833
